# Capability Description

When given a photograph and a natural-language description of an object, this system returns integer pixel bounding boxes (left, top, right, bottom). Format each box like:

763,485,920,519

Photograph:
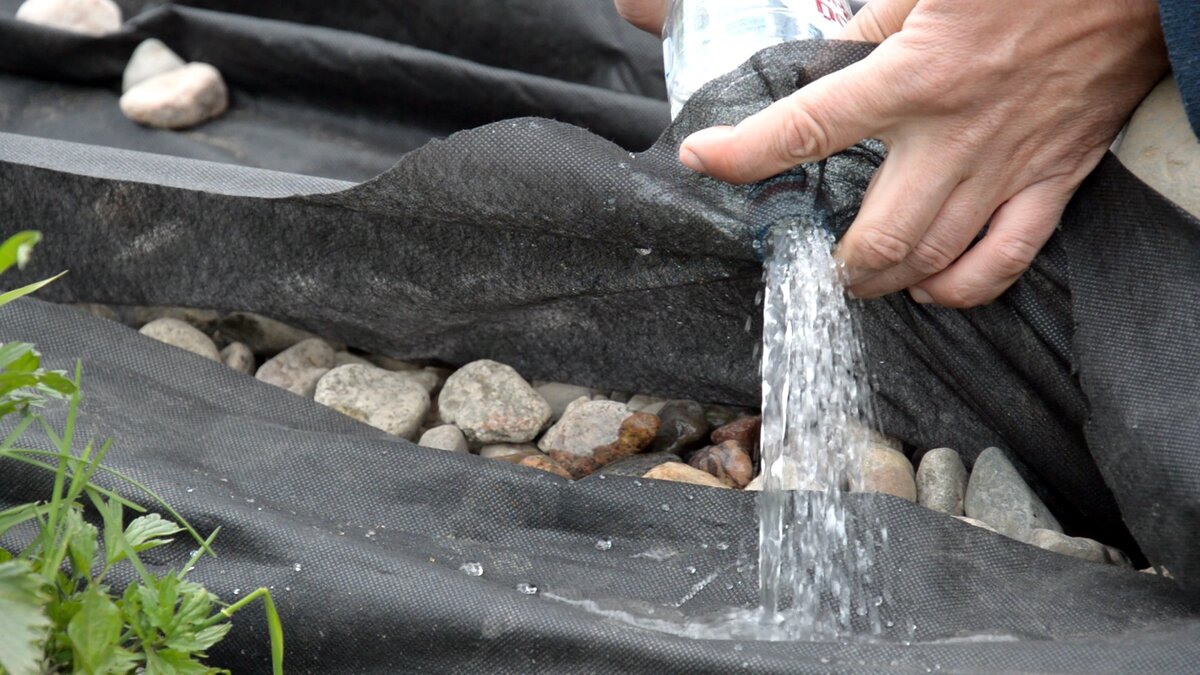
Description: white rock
418,425,469,453
119,62,228,130
220,341,255,374
1029,529,1108,564
16,0,121,36
139,318,219,361
315,365,429,440
478,443,540,459
438,360,551,443
538,399,631,457
255,338,335,397
626,394,666,413
122,38,185,92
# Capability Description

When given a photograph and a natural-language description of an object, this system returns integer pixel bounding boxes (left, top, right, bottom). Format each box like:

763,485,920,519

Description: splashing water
755,225,881,639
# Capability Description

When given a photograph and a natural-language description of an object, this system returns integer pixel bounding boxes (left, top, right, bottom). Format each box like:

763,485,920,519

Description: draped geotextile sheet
2,2,1199,672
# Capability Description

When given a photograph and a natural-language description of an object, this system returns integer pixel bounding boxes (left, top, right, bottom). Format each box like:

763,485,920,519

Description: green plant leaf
165,622,231,654
0,271,67,310
65,509,99,580
0,231,41,275
66,586,122,674
0,559,51,675
0,342,38,371
125,513,184,554
146,647,221,675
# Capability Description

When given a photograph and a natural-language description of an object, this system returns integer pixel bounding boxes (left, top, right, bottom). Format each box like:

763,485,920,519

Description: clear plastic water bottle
663,0,854,118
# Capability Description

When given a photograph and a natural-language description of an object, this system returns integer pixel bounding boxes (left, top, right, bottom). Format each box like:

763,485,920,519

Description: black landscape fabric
1,1,1199,672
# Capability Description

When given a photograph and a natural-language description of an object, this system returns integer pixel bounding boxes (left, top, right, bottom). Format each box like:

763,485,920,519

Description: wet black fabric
1,2,1199,672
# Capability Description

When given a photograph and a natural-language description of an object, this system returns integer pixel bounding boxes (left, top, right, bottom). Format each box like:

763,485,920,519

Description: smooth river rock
255,338,334,397
122,38,185,92
648,400,708,456
534,382,595,422
220,341,255,374
218,312,325,355
688,440,754,489
16,0,121,36
120,62,228,130
418,425,469,453
138,318,220,362
854,446,917,501
544,411,659,479
643,462,729,489
478,443,539,460
1029,529,1108,564
132,306,220,333
964,447,1062,543
539,399,631,457
315,365,429,440
519,454,573,480
438,360,550,444
916,447,968,516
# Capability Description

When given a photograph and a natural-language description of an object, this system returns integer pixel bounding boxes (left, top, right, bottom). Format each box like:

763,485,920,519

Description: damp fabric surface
2,2,1200,673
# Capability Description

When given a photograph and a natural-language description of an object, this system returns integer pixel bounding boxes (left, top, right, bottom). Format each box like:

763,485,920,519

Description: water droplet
660,504,670,512
886,619,895,627
516,582,538,595
617,162,629,169
633,480,642,487
366,529,377,538
716,542,730,551
595,538,613,551
684,566,696,575
819,657,831,665
232,588,240,595
292,563,302,572
635,247,652,256
874,596,884,607
733,644,744,652
185,488,194,493
459,562,484,577
245,497,255,503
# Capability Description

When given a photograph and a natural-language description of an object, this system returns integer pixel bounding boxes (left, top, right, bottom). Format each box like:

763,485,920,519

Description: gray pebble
649,400,708,456
534,382,595,421
220,341,255,374
217,312,330,356
314,364,429,440
418,425,469,452
123,38,186,93
916,447,968,516
538,399,631,458
133,306,221,334
16,0,121,36
438,360,550,444
1029,529,1108,564
255,338,335,397
964,447,1062,543
334,352,373,368
139,318,220,362
598,452,680,478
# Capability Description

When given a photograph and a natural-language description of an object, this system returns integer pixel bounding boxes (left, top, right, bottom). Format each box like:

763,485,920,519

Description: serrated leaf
0,559,51,675
65,509,99,579
146,647,221,675
165,622,231,654
66,586,122,674
124,513,184,553
0,231,41,275
173,581,217,629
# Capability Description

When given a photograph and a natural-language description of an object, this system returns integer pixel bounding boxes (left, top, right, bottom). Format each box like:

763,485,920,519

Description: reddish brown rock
519,454,574,480
710,416,762,460
643,462,729,489
545,412,659,479
688,441,755,489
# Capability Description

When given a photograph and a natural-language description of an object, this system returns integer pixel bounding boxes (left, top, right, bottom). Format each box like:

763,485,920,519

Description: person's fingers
614,0,668,35
846,178,997,298
678,53,907,182
840,0,919,43
910,178,1074,307
831,144,962,286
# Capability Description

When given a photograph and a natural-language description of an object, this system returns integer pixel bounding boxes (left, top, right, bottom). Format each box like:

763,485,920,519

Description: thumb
679,53,903,183
839,0,918,43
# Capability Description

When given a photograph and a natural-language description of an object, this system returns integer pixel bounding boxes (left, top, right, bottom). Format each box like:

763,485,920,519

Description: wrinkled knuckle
929,285,986,309
990,237,1040,278
908,239,958,275
856,227,913,270
782,102,834,161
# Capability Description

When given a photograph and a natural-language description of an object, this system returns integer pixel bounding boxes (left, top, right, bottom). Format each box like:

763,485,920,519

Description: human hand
614,0,668,34
620,0,1169,306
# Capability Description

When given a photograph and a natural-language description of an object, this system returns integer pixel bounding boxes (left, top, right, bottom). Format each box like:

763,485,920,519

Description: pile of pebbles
15,0,229,129
74,303,1151,572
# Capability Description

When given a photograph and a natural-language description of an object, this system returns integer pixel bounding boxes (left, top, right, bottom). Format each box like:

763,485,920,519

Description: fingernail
679,146,705,172
909,287,933,304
